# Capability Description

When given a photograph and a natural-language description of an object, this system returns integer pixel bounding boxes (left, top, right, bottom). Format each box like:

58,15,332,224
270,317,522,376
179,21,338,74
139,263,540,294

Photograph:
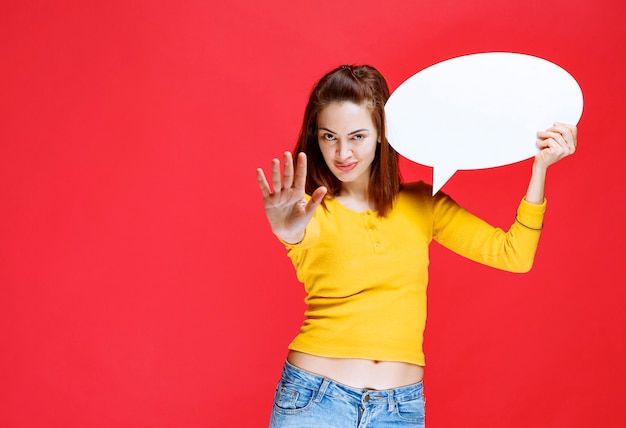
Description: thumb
304,186,327,215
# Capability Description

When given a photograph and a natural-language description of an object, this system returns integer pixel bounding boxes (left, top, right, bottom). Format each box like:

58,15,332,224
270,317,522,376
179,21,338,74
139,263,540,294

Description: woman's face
317,101,379,189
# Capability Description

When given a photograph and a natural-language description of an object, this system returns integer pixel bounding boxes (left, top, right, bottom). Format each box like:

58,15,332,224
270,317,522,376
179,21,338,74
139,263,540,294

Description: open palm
256,152,327,244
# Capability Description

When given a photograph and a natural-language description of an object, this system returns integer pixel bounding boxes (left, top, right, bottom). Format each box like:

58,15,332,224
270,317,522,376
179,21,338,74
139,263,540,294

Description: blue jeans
269,360,425,427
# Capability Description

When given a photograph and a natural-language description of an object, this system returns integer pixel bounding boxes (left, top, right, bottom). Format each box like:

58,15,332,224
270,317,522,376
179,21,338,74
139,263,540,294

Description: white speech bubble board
385,52,583,194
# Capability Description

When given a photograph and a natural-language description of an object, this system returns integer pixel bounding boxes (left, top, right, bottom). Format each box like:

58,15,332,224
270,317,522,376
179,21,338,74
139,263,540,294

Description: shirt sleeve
431,192,547,273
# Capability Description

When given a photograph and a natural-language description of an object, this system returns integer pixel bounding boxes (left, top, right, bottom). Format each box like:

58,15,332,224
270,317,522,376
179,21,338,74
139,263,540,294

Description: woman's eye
323,134,335,141
354,134,365,141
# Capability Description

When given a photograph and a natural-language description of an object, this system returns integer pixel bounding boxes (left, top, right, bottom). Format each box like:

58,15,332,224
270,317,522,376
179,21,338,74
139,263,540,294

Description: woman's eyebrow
318,127,370,135
348,129,370,135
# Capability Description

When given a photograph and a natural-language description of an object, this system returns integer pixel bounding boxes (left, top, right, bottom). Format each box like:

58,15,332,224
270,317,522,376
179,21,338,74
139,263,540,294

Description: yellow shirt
281,181,546,366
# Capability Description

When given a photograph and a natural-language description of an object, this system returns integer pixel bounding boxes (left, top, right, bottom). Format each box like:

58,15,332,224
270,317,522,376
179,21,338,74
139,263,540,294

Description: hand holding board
385,52,584,194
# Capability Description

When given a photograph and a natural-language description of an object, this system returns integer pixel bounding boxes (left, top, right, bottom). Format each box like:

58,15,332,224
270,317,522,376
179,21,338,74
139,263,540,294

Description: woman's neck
336,184,376,212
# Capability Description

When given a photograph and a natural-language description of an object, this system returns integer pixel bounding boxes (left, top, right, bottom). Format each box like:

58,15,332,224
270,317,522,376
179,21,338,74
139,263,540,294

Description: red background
2,0,625,427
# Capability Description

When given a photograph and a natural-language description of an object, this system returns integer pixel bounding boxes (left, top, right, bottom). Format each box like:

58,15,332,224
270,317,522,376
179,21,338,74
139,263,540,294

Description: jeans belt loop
315,379,330,403
387,389,396,412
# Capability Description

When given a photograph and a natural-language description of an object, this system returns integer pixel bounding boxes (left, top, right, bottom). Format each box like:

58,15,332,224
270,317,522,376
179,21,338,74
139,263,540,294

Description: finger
550,123,577,148
553,122,577,137
271,158,282,194
535,139,556,157
553,122,578,152
293,152,308,191
282,152,294,189
256,168,272,198
310,186,328,205
536,137,569,162
305,186,327,216
539,130,568,147
537,128,571,156
555,127,576,154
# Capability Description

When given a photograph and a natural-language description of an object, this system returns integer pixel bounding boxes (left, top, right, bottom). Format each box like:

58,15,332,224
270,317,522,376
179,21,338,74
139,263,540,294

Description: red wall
2,0,625,426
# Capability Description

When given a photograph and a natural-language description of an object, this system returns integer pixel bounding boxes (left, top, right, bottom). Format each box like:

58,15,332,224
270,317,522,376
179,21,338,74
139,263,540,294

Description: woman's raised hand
256,152,327,244
535,122,577,169
525,122,578,204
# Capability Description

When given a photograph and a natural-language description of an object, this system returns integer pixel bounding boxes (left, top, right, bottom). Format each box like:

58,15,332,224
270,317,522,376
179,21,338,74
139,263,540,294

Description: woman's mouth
335,162,357,172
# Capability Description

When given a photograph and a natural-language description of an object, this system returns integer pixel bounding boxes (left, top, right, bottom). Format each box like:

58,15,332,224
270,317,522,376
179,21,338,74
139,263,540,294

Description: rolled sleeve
517,198,547,230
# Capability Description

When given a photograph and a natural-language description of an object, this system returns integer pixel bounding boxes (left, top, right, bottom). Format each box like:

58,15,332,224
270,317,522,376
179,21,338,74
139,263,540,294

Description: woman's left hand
524,122,578,204
535,122,578,169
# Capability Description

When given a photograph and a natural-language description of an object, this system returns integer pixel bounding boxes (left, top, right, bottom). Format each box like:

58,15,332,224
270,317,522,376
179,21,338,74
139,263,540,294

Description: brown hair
293,64,401,216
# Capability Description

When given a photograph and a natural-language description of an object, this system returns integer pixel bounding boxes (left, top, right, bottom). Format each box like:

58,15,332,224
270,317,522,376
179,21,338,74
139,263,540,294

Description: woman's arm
432,122,578,272
432,194,545,273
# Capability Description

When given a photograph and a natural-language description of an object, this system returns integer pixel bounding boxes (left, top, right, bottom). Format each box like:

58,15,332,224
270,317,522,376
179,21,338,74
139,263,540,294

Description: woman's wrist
525,160,548,204
275,230,305,245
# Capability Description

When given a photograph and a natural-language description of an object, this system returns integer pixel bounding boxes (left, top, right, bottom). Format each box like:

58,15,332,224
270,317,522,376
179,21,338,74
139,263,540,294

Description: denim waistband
280,359,423,409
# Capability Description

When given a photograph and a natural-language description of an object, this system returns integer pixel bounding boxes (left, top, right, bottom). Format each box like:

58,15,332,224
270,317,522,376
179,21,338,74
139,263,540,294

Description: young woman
256,64,577,427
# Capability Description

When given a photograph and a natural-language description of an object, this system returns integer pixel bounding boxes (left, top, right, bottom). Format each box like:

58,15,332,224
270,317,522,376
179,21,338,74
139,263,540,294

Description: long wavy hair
293,64,401,216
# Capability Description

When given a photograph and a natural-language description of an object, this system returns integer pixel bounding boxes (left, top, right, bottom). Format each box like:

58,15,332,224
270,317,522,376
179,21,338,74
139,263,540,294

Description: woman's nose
337,140,352,159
